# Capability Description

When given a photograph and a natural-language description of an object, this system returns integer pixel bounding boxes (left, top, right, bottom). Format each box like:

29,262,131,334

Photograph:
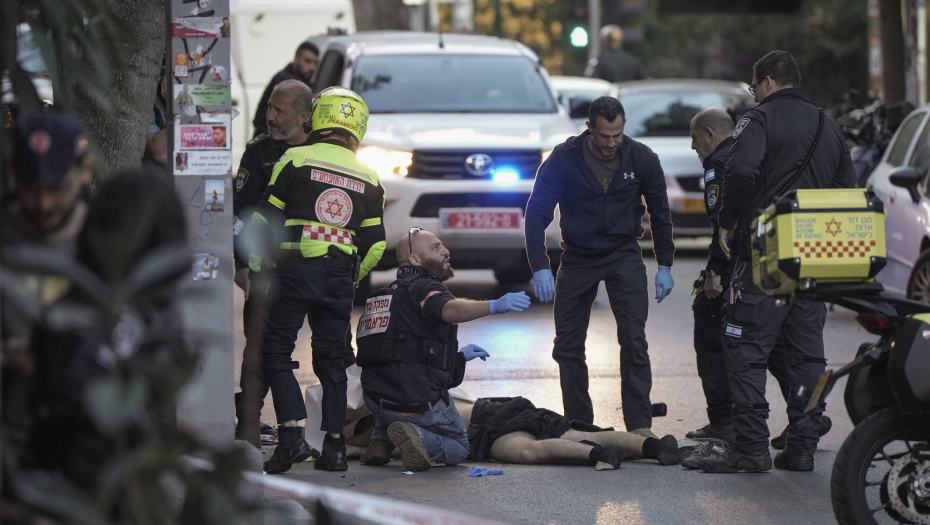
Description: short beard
268,121,297,141
422,258,454,282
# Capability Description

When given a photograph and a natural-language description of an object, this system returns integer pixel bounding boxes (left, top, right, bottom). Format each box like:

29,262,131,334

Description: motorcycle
801,283,930,525
835,91,914,187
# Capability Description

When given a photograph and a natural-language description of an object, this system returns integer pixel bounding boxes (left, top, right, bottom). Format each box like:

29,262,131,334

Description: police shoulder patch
706,184,719,209
704,169,715,183
733,118,751,139
235,168,249,192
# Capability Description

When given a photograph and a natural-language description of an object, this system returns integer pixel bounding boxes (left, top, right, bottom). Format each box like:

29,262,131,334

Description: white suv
308,31,576,286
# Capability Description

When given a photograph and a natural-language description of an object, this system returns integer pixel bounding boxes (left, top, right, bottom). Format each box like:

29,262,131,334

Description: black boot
774,449,814,471
686,419,735,443
263,427,316,474
699,447,772,473
582,441,624,470
315,433,348,472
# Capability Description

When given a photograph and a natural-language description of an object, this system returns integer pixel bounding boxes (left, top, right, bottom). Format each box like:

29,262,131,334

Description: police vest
355,275,457,371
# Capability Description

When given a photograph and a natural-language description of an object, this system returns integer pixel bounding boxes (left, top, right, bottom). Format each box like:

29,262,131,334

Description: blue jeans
364,394,470,466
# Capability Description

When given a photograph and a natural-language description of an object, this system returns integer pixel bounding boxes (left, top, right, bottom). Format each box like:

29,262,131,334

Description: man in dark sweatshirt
524,96,675,438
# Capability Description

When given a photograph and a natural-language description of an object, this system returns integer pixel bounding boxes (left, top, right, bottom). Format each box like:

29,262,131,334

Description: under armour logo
623,172,635,180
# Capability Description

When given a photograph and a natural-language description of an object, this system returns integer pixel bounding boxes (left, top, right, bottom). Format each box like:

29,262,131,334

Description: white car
309,31,577,286
865,105,930,301
549,76,614,129
611,79,753,236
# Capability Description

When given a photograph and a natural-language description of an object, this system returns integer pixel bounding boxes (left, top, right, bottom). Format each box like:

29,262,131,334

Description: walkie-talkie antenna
438,23,445,49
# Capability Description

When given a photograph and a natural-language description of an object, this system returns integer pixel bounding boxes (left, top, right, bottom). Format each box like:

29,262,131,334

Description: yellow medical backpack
751,188,887,296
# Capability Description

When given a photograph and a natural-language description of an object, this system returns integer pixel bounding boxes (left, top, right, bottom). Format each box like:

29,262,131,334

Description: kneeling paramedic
356,229,531,471
250,87,386,473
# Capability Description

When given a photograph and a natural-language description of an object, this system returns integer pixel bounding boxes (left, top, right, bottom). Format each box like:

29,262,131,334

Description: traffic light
570,26,588,47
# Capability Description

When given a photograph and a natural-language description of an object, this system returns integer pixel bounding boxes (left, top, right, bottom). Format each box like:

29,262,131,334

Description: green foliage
623,0,869,108
472,0,869,109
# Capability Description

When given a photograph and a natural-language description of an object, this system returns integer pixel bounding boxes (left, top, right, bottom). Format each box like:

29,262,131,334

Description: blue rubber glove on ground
489,291,531,315
533,269,555,302
655,266,674,303
459,344,490,361
468,466,504,476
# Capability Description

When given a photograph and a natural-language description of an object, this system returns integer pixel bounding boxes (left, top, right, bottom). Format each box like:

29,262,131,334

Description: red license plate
444,211,520,229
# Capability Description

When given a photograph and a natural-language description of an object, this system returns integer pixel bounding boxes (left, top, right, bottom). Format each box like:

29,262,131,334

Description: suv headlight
357,146,413,177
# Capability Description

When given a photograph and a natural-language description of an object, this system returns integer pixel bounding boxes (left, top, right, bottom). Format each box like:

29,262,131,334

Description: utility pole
589,0,601,60
879,0,906,103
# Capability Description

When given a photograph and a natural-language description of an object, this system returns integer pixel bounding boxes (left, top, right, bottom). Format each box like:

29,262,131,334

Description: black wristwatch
657,260,674,268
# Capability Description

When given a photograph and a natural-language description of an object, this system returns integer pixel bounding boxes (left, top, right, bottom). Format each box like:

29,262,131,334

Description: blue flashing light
492,169,519,183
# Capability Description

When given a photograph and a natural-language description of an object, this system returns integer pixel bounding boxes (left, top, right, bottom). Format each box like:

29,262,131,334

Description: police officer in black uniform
233,80,314,447
252,42,318,137
684,109,818,451
355,229,531,472
250,87,387,473
700,51,856,473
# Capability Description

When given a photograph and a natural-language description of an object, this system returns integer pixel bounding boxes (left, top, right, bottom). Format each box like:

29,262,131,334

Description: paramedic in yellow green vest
250,87,386,474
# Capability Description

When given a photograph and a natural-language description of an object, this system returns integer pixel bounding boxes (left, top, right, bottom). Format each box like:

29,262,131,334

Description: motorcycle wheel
832,406,930,525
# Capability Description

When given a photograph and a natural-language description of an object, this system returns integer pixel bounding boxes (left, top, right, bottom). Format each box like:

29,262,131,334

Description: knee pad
313,358,347,386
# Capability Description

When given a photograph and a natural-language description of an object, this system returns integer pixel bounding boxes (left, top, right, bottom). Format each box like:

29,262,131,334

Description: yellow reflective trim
290,142,381,186
251,212,268,226
358,240,386,282
269,195,285,210
278,240,358,258
249,253,262,272
360,217,381,227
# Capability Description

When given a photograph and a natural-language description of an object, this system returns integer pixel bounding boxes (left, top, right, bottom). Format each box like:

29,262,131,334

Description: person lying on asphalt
347,395,680,470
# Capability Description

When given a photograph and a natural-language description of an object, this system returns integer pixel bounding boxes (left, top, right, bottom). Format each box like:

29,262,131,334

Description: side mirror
888,165,922,203
569,96,593,120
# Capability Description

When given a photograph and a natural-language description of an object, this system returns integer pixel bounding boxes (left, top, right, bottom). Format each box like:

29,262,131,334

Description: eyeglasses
748,77,766,97
408,227,422,257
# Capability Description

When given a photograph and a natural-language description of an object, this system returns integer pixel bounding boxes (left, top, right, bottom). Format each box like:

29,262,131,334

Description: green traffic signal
570,26,588,47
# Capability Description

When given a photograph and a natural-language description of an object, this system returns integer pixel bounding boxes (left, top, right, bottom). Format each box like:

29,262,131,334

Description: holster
734,231,752,260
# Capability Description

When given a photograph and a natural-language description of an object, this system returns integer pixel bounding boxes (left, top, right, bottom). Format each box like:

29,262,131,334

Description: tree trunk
73,0,166,175
878,0,906,103
352,0,410,31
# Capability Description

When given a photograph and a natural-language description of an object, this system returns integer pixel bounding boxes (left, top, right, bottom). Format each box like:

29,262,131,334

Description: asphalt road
234,249,876,525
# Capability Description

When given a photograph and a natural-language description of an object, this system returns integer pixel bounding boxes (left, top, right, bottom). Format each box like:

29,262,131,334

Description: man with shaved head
355,229,531,472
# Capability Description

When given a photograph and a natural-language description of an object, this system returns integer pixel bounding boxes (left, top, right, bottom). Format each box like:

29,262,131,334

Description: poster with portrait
204,179,225,212
192,253,219,281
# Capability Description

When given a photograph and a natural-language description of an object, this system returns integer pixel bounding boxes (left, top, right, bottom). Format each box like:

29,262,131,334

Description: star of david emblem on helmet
825,217,842,237
340,102,356,118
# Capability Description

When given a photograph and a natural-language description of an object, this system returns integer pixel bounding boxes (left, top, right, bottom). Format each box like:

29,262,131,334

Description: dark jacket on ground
359,266,466,406
588,49,644,83
466,397,608,461
718,88,857,233
525,130,675,272
703,136,733,277
252,64,312,137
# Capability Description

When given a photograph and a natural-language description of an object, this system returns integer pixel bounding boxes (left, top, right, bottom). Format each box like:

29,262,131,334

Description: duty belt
369,391,450,414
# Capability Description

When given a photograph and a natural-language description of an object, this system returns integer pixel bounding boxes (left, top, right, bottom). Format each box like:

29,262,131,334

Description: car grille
408,149,542,180
411,192,532,217
676,175,704,193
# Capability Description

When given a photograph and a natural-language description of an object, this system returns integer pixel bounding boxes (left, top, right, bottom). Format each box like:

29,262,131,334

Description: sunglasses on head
408,227,422,256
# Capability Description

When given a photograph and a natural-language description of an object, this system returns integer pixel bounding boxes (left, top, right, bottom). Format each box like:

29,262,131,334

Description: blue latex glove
655,265,674,303
533,269,555,302
459,344,490,361
489,291,531,315
468,466,504,477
